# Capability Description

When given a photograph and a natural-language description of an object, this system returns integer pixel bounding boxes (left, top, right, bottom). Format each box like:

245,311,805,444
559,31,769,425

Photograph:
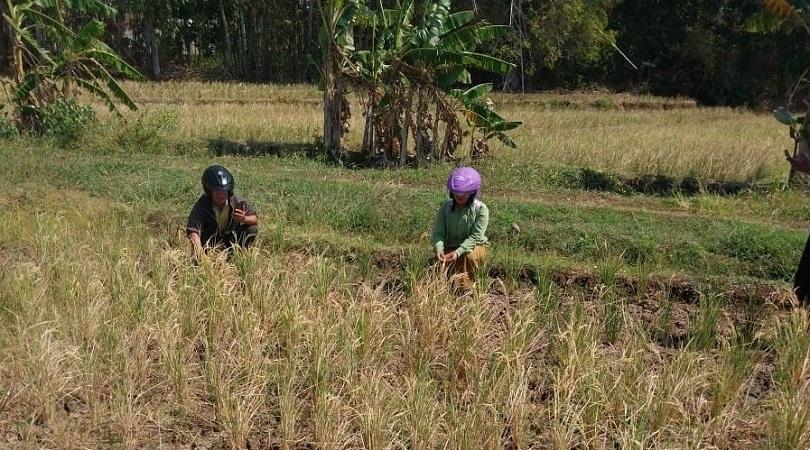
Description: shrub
116,109,179,154
0,114,19,139
40,99,96,140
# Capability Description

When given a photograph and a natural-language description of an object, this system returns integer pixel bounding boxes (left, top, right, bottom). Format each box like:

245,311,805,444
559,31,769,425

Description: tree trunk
431,102,441,160
361,100,374,157
789,103,810,189
414,89,425,163
144,19,160,79
218,0,233,68
319,0,347,164
0,3,8,70
788,137,799,187
10,25,23,83
254,5,263,74
399,89,413,167
791,134,810,188
384,82,400,162
237,9,247,76
307,0,314,80
323,48,343,164
468,126,476,157
297,4,305,80
262,3,272,79
442,115,461,160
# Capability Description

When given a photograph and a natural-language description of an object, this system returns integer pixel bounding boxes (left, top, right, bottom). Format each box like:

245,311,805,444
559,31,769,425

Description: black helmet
201,165,234,194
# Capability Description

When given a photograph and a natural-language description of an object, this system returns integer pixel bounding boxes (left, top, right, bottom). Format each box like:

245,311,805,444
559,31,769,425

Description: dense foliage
1,0,140,134
0,0,806,106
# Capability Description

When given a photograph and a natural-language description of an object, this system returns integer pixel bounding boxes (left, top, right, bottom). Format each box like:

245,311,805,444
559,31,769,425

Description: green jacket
431,199,489,256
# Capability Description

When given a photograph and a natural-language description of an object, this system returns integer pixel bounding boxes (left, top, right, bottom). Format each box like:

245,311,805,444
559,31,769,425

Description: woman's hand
437,251,458,263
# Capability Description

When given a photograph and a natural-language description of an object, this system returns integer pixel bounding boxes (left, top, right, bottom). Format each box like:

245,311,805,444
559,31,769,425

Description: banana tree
402,2,516,162
2,0,141,133
451,82,521,158
754,0,810,186
351,3,391,158
345,0,519,166
316,0,360,164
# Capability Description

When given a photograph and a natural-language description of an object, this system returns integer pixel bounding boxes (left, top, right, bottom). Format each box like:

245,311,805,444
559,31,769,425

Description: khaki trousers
440,246,488,291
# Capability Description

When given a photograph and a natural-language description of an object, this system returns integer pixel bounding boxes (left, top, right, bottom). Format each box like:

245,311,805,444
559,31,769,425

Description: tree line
0,0,806,107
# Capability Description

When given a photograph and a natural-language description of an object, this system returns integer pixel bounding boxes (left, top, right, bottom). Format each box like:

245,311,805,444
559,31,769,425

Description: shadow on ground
572,167,773,196
208,138,317,158
208,138,780,197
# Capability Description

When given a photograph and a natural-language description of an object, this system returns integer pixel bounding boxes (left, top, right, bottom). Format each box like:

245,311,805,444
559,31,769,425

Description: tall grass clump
688,293,723,351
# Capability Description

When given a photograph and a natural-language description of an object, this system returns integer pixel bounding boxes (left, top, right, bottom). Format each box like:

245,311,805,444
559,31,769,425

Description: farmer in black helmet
186,164,258,257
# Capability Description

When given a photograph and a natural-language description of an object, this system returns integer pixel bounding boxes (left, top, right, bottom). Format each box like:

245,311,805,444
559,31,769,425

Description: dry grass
501,107,784,182
93,81,786,182
116,81,695,109
1,81,806,449
1,186,808,449
116,80,320,105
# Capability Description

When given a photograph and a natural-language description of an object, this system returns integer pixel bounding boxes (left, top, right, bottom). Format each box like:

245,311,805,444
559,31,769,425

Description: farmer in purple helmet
431,167,490,291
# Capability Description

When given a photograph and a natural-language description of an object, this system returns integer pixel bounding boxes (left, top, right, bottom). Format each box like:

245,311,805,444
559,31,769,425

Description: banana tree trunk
387,96,399,162
399,90,413,167
323,48,343,163
0,9,8,71
10,25,23,83
414,89,425,163
361,101,374,157
431,102,441,160
790,112,810,188
3,2,23,83
468,126,476,156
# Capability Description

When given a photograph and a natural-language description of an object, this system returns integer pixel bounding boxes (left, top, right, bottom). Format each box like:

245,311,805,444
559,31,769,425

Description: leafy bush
116,109,179,154
3,0,139,136
41,99,96,140
0,114,19,139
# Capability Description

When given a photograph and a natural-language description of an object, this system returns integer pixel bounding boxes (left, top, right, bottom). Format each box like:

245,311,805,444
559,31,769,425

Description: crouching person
187,164,258,258
787,153,810,304
431,167,489,292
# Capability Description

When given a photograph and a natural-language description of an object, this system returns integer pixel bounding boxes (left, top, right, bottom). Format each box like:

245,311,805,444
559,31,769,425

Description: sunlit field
2,82,809,449
105,81,785,183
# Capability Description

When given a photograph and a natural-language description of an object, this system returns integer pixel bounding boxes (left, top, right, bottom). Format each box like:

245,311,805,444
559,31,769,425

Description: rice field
1,82,809,449
1,186,808,449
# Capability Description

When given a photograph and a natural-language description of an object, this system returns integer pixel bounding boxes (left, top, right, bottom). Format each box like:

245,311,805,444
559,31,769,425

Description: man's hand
233,208,247,224
188,231,204,261
232,208,258,226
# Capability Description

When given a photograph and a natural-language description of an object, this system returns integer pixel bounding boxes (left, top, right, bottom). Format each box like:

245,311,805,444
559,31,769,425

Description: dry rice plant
0,186,804,449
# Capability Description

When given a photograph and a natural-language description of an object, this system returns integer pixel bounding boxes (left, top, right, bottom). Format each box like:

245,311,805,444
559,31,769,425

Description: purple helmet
447,167,482,195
